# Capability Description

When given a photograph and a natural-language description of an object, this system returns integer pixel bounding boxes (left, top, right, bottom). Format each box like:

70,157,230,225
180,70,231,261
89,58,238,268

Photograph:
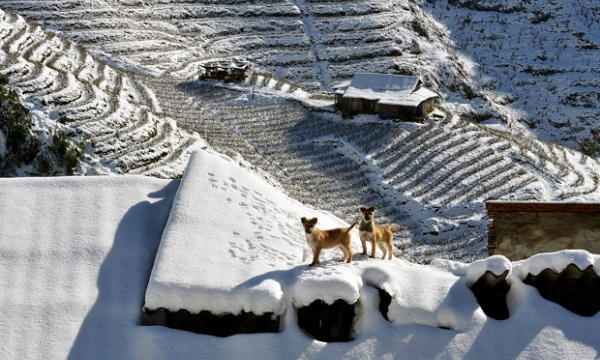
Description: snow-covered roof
201,60,250,70
1,150,599,359
336,73,437,107
144,149,368,314
145,149,309,315
349,73,420,92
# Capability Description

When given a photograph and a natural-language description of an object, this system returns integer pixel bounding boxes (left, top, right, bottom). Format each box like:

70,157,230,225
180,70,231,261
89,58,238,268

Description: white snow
293,264,363,307
513,250,600,278
465,255,512,286
1,149,599,359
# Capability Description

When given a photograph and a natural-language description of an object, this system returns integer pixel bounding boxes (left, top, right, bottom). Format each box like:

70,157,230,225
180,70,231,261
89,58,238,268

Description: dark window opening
141,308,280,337
296,299,356,342
469,270,510,320
524,264,600,317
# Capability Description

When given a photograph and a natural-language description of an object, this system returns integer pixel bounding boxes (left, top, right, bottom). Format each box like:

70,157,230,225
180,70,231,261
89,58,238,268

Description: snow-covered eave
341,87,437,107
332,79,352,90
342,86,412,101
378,92,437,107
513,250,600,278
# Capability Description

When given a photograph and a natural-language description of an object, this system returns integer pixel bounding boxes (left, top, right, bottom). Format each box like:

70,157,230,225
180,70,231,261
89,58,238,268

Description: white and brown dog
301,217,358,266
359,206,396,260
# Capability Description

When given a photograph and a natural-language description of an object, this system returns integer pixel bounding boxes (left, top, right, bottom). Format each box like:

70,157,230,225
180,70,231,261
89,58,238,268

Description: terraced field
3,0,599,154
0,0,461,93
0,10,201,177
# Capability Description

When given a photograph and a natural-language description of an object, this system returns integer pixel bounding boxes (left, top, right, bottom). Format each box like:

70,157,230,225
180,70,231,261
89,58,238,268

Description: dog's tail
345,221,359,233
388,224,398,233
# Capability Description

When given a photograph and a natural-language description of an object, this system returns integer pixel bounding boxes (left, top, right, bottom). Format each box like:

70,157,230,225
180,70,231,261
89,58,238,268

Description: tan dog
301,217,358,266
359,206,396,260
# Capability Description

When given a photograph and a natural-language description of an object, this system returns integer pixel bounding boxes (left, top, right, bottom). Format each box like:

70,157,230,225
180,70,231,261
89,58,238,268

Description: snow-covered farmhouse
333,74,438,120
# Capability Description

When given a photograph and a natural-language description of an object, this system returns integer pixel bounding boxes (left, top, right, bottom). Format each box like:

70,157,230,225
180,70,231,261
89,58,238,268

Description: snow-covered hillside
424,0,600,151
2,0,598,151
1,2,599,263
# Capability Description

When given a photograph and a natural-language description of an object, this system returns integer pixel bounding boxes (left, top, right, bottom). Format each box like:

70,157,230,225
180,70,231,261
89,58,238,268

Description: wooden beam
486,201,600,213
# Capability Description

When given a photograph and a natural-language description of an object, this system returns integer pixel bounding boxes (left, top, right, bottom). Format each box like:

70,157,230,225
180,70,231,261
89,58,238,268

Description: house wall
420,99,434,116
374,103,398,117
338,96,433,120
338,97,370,112
486,202,600,261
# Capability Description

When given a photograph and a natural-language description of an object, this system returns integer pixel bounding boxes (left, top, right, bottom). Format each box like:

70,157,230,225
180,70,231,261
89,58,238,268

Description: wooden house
333,74,438,120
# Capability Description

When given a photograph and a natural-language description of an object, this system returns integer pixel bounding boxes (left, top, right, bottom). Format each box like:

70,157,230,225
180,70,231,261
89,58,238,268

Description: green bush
51,129,84,175
579,129,600,158
0,74,41,174
0,75,83,176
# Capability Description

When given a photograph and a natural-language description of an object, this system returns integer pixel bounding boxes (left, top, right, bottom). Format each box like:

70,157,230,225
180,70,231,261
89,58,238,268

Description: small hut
199,60,250,83
333,73,437,120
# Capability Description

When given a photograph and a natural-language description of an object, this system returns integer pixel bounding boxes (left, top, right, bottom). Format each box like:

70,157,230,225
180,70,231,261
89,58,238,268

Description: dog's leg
371,239,377,259
344,241,353,263
338,245,347,262
386,227,394,260
361,236,367,255
309,246,321,266
380,243,387,260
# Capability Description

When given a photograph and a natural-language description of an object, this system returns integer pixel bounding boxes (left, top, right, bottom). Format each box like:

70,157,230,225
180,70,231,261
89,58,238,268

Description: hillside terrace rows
4,0,600,156
375,123,536,205
458,120,600,199
0,0,462,93
0,10,200,177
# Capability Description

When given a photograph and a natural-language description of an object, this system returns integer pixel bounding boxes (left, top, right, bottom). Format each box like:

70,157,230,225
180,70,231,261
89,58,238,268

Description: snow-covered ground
1,149,599,359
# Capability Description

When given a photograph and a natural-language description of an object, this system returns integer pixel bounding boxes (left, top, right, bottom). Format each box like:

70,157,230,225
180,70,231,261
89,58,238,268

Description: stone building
486,201,600,261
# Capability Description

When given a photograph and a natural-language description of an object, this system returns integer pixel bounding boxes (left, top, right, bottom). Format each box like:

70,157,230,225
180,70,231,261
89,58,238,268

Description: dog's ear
360,207,366,212
301,217,307,223
310,218,318,225
368,206,376,212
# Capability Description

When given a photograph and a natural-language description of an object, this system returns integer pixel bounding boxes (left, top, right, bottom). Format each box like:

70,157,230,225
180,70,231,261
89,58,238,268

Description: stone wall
486,201,600,260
